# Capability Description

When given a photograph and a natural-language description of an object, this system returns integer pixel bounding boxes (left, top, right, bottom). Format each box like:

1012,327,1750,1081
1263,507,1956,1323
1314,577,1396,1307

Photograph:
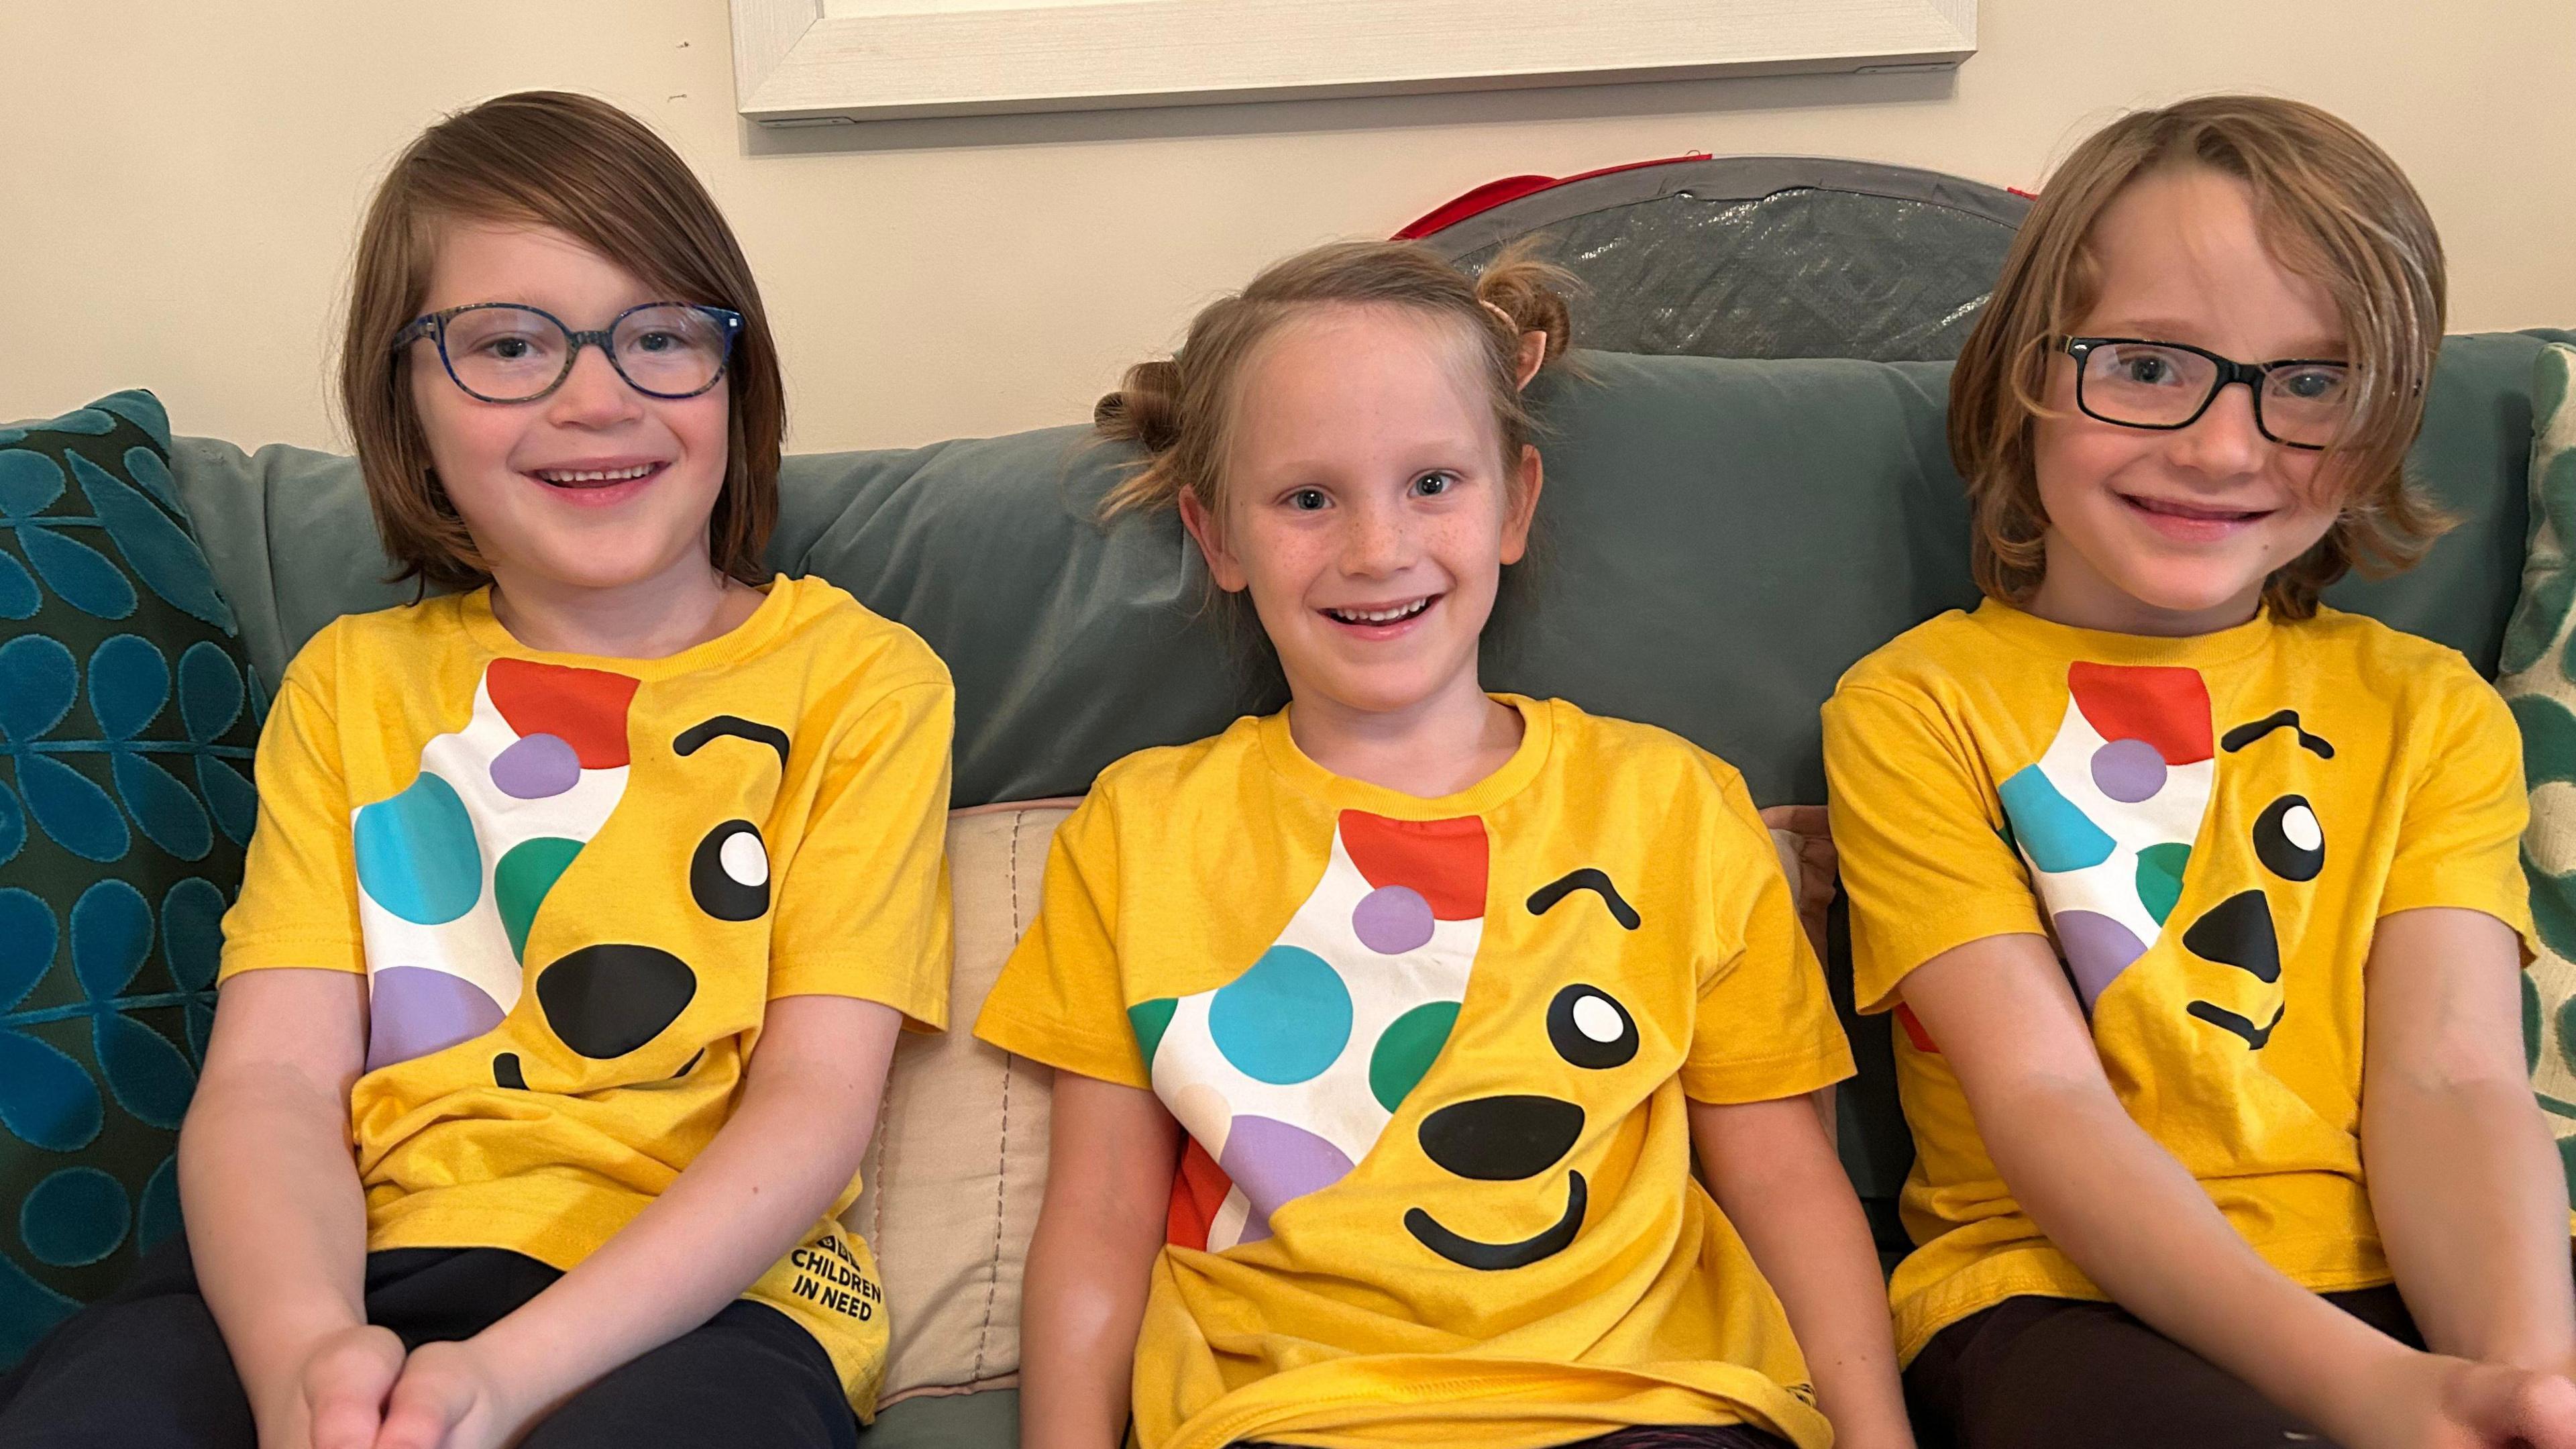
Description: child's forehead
421,218,663,312
1236,305,1492,424
2078,167,2344,351
1246,304,1494,402
1261,301,1481,369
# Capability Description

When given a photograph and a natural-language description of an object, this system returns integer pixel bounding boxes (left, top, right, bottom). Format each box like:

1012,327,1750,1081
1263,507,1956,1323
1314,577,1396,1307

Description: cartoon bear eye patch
1525,868,1640,930
2180,716,2338,1050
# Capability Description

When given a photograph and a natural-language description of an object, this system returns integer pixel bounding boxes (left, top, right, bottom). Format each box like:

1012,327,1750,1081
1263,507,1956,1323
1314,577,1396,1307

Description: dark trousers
1905,1285,2422,1449
0,1234,857,1449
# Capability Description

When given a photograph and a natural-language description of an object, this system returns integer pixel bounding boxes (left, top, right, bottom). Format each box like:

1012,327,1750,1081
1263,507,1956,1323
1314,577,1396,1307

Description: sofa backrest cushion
173,332,2571,814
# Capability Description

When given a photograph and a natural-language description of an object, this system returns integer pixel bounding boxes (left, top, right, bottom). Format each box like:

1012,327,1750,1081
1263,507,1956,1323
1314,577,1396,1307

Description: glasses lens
2078,342,2218,427
613,306,730,397
437,307,569,401
2259,364,2353,448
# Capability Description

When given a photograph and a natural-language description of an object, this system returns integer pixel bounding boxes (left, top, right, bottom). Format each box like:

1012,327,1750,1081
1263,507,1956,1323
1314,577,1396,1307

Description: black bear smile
1405,1171,1588,1270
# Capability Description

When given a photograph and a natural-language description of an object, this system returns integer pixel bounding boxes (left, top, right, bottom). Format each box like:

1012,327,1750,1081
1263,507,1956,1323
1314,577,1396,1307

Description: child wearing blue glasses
0,91,953,1449
1824,95,2576,1449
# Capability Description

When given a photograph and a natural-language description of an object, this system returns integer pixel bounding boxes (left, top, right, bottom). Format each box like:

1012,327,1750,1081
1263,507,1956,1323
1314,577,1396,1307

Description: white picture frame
731,0,1977,126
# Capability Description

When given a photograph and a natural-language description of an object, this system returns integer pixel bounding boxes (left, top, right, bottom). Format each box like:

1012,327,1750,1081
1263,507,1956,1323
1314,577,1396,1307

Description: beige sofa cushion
849,801,1071,1406
849,800,1817,1409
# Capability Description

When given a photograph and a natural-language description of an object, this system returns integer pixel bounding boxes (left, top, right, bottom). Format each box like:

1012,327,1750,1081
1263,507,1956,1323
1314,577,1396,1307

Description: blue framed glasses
394,301,744,403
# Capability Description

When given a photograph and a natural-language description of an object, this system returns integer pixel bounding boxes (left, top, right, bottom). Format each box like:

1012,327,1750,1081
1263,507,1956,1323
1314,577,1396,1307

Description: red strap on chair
1393,152,1713,239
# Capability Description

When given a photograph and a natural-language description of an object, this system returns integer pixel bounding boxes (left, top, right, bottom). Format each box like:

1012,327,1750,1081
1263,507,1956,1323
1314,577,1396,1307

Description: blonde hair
1095,240,1574,520
1949,94,2449,620
339,91,785,593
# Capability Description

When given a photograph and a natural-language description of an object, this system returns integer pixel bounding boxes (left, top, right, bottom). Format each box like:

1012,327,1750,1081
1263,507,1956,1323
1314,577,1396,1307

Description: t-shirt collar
1257,692,1554,818
455,575,800,680
1970,596,2279,667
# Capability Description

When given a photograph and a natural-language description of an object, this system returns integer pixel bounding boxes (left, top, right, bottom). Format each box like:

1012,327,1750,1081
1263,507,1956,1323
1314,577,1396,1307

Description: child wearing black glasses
0,92,952,1449
1824,95,2576,1449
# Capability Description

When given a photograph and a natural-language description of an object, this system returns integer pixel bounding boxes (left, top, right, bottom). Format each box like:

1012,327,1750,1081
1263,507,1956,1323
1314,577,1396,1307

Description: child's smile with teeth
533,462,664,487
1324,596,1436,627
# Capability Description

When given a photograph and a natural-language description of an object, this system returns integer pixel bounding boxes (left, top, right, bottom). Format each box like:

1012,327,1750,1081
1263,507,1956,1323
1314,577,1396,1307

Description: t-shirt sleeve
973,791,1154,1090
2378,672,2536,955
769,677,955,1029
1680,767,1857,1105
1823,680,2048,1013
219,650,366,981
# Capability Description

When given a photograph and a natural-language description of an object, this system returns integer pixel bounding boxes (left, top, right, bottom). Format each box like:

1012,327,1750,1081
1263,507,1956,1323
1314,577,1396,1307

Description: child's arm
1020,1073,1181,1449
365,994,903,1449
1693,1095,1914,1449
1905,934,2576,1449
2361,906,2576,1370
180,967,389,1449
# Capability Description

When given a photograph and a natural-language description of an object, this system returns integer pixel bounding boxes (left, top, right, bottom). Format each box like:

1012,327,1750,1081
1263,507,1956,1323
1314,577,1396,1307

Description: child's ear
1499,444,1544,566
1177,488,1250,593
1512,330,1547,391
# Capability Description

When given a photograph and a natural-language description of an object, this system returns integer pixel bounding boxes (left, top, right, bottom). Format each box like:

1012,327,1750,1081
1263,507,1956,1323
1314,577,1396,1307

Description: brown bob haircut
1949,94,2449,620
340,91,784,592
1095,239,1573,522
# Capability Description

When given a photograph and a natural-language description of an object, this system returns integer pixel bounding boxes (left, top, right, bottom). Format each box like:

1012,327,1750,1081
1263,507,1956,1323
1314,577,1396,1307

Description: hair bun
1095,358,1185,453
1474,254,1575,367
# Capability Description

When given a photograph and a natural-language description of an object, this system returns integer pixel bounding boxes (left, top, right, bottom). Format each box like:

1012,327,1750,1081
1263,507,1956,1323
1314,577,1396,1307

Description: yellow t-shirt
217,577,954,1410
976,695,1854,1449
1821,600,2538,1363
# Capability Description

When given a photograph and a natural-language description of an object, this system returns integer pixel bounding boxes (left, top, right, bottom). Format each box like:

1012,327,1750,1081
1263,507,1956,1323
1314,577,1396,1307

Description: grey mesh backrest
1416,156,2030,362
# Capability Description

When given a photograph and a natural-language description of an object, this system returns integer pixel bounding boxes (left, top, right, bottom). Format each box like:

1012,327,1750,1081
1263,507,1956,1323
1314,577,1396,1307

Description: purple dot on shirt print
1218,1115,1356,1244
2089,737,2167,804
1352,885,1436,955
490,733,582,800
2054,910,2148,1012
366,965,507,1070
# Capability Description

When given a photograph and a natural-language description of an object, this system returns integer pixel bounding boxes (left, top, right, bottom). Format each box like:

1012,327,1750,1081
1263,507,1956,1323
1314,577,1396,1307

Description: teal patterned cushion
0,391,260,1365
2496,344,2576,1194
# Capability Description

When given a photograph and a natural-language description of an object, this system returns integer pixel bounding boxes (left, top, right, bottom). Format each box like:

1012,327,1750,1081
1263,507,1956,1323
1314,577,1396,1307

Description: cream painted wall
3,1,2569,454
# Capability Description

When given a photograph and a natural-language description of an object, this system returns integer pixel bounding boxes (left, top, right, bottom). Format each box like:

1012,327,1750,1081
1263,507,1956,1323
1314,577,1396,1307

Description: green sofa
2,328,2567,1445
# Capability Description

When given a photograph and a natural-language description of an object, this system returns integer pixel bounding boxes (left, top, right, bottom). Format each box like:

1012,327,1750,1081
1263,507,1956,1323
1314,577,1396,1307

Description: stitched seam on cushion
864,1063,893,1246
974,809,1030,1378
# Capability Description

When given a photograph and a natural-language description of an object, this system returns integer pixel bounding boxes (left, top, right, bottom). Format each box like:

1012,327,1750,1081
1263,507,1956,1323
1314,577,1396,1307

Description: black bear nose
535,943,698,1058
1418,1095,1585,1181
2182,890,2280,983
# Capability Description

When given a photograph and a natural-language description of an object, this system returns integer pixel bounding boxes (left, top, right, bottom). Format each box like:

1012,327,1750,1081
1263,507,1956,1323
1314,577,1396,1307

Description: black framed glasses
394,302,744,403
2061,337,2352,450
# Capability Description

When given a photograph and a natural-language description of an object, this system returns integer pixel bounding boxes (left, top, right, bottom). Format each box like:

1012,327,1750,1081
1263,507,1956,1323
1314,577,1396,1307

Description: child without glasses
1825,95,2576,1449
0,92,952,1449
978,241,1915,1449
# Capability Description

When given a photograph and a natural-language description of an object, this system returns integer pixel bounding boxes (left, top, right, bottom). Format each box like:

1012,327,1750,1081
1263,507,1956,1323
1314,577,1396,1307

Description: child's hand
295,1324,406,1449
366,1338,530,1449
2348,1352,2576,1449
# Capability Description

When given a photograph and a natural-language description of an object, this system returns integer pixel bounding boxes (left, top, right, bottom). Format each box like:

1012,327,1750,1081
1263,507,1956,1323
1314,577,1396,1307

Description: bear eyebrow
2220,710,2334,759
1526,869,1641,930
674,715,790,767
